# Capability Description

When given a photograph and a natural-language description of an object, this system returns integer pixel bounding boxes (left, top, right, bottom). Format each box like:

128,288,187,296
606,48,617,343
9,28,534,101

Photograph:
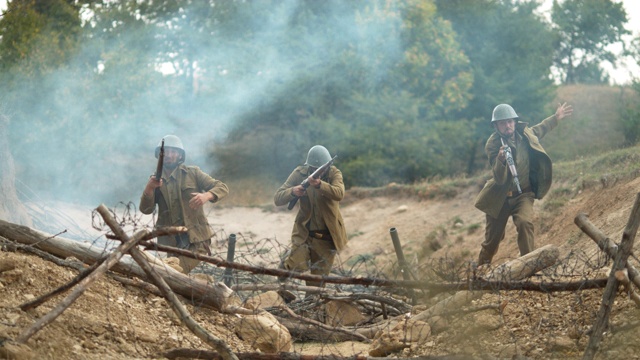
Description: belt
309,230,333,241
507,187,532,198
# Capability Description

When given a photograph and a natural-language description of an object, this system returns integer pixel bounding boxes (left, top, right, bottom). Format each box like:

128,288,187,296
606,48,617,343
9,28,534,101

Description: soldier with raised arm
474,103,573,266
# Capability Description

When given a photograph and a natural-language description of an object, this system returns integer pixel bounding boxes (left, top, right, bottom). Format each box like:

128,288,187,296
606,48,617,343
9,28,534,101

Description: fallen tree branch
583,192,640,360
412,244,560,323
277,305,370,343
0,219,229,311
163,349,473,360
96,205,239,360
575,212,640,291
15,227,149,344
105,226,188,242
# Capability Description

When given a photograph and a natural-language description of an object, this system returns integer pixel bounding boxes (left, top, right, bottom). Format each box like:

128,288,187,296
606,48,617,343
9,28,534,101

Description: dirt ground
2,174,640,359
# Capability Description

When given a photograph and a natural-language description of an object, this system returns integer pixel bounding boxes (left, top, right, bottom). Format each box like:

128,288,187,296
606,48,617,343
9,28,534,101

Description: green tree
551,0,629,84
618,35,640,146
212,0,473,185
435,0,557,174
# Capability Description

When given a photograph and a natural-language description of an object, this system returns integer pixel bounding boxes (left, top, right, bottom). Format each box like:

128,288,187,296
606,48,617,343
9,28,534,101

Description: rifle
155,139,165,181
500,137,522,194
287,155,337,210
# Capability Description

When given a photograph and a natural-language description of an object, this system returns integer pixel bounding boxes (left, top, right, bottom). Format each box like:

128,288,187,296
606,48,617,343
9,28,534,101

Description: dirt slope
2,174,640,359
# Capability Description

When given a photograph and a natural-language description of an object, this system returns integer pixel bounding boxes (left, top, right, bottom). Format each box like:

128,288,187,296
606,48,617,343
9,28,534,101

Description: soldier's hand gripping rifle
500,137,522,194
287,155,337,210
155,139,165,181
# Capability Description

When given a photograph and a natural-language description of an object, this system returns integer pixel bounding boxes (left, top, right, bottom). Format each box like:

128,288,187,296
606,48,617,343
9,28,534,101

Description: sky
539,0,640,85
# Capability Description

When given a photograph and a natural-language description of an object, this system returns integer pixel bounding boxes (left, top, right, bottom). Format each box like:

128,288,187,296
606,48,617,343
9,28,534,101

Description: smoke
3,1,403,209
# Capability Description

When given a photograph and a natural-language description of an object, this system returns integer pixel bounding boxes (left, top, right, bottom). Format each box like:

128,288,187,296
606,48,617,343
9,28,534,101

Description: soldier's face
495,119,515,138
163,148,182,169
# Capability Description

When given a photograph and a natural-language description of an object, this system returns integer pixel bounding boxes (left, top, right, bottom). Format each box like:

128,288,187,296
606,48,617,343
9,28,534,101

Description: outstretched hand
555,102,573,121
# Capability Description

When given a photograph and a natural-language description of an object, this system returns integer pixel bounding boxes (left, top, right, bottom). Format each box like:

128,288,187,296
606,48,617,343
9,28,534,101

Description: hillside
2,144,640,359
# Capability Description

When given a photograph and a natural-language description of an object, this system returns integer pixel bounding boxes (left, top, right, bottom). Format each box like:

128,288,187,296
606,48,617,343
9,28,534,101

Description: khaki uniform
474,115,557,265
274,165,347,286
140,164,229,273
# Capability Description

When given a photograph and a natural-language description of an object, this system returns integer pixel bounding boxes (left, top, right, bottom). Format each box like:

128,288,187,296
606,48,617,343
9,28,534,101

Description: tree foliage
434,0,557,174
2,0,631,204
551,0,629,84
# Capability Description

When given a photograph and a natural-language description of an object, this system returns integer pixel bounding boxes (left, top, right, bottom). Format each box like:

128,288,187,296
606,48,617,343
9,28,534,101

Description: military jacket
474,115,558,218
140,164,229,245
274,165,348,251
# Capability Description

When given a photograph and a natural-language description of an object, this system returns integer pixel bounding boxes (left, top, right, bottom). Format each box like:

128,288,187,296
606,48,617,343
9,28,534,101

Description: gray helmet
155,135,185,163
491,104,519,122
304,145,331,167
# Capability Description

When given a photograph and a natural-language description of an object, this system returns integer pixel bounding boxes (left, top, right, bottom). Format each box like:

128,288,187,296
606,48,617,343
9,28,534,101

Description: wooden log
276,305,370,343
95,205,238,360
163,349,448,360
16,228,149,343
0,218,229,311
574,212,640,290
412,244,559,323
583,193,640,360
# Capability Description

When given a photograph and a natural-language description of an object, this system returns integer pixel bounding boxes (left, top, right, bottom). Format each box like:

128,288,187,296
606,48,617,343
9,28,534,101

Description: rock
0,258,17,273
549,335,575,351
323,300,366,327
0,341,35,360
369,319,431,357
243,291,286,310
162,257,183,273
235,312,292,353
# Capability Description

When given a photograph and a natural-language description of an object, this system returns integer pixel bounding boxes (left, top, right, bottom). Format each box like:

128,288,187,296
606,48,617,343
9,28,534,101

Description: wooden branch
615,269,640,308
15,226,149,344
96,205,239,360
233,283,337,295
233,283,412,314
0,218,229,311
105,226,188,241
575,212,640,290
164,349,464,360
276,305,370,343
162,349,408,360
583,193,640,360
413,244,560,323
108,273,163,298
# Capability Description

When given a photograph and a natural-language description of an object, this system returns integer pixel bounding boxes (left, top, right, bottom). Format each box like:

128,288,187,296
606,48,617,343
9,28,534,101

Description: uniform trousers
478,192,535,265
284,236,337,287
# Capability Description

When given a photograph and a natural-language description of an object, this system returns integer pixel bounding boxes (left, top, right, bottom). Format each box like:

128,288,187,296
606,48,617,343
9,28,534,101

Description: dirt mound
1,175,640,359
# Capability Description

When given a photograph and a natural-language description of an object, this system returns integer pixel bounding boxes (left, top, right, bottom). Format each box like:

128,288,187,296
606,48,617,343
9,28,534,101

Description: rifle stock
155,139,165,181
287,155,337,210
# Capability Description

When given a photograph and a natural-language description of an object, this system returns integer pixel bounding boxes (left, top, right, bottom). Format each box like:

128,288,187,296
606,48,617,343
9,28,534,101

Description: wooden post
582,193,640,360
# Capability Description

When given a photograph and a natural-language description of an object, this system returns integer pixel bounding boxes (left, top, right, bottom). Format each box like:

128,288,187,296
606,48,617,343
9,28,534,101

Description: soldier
140,135,229,273
274,145,347,287
474,103,573,266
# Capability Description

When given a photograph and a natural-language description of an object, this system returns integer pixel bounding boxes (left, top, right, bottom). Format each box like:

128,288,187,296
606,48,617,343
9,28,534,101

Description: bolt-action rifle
287,155,337,210
155,139,165,181
500,137,522,194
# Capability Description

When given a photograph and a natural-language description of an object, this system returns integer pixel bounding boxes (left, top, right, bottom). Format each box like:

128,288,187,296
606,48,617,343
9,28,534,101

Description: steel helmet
304,145,331,167
491,104,519,122
155,135,185,163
